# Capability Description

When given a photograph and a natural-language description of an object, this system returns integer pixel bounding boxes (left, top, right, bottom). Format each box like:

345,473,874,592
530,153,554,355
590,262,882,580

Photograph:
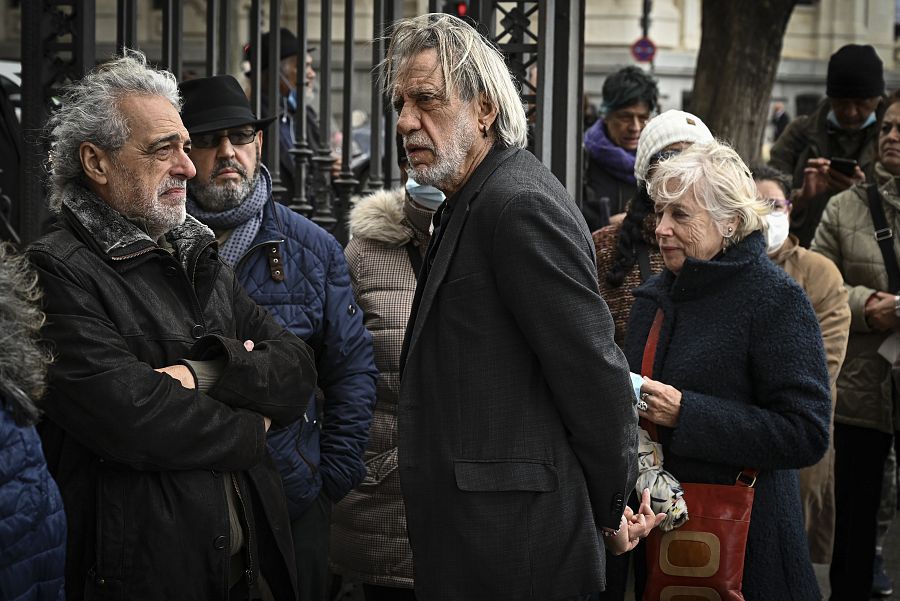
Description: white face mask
766,212,790,254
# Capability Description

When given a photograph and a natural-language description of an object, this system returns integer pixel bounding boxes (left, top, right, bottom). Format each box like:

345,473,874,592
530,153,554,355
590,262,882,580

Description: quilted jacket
331,187,433,588
0,400,66,601
811,164,900,434
232,197,377,518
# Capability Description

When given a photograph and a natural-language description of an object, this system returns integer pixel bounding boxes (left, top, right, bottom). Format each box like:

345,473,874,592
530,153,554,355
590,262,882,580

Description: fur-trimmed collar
60,183,215,272
348,187,421,246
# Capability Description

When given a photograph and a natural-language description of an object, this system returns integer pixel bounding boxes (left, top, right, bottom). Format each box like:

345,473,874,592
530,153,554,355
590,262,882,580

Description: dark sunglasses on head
191,129,258,149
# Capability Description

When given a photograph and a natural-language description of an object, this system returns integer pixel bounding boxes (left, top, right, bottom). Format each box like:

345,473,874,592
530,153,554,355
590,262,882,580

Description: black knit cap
827,44,884,99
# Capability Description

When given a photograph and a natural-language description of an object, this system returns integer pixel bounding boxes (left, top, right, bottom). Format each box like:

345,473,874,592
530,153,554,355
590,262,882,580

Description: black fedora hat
179,75,276,134
244,28,316,75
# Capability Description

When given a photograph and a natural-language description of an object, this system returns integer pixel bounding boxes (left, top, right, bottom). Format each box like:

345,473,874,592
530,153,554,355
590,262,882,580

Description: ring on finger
636,399,648,411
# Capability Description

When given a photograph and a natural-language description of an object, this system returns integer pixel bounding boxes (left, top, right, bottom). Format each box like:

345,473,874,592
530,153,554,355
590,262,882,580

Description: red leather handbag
640,309,756,601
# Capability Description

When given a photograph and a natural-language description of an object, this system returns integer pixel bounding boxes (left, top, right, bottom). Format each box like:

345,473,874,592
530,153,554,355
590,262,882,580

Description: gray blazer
398,145,639,601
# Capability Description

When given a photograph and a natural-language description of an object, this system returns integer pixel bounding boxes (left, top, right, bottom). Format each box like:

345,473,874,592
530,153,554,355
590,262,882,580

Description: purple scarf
584,120,637,185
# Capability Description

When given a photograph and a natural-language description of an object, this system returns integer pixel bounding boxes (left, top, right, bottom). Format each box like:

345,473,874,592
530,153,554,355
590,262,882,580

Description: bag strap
640,310,665,441
640,309,664,379
636,242,652,282
405,241,423,283
866,184,900,293
640,308,758,488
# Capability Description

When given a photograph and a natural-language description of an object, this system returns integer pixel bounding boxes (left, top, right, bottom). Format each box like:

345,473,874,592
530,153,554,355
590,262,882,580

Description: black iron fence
10,1,583,247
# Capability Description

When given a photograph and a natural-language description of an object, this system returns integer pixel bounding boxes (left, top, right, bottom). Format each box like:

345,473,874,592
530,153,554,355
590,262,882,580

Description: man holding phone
770,44,885,247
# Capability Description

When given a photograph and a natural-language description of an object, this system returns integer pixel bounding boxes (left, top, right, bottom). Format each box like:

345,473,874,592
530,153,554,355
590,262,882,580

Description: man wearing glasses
180,74,377,601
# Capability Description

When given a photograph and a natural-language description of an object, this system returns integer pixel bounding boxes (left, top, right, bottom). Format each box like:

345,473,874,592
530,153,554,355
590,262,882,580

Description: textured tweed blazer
398,145,639,601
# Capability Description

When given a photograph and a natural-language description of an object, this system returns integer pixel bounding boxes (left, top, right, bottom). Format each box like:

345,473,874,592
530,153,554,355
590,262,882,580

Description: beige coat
770,234,850,564
330,187,433,588
812,165,900,435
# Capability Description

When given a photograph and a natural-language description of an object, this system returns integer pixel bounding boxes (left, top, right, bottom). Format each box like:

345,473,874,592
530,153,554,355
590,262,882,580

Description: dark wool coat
399,145,639,601
27,185,317,601
624,232,831,600
226,197,377,519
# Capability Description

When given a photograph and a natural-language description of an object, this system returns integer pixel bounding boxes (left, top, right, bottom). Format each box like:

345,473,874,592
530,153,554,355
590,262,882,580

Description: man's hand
825,163,865,192
604,488,666,555
155,365,196,389
865,291,900,332
795,158,864,211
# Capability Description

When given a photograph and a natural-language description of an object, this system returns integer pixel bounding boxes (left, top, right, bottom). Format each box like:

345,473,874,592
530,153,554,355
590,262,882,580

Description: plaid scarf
186,165,271,266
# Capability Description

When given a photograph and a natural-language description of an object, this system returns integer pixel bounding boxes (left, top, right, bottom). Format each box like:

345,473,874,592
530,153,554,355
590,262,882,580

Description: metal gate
13,0,583,246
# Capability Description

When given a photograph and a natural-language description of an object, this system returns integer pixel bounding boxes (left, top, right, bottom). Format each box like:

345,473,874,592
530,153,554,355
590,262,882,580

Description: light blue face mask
406,177,446,210
827,109,877,130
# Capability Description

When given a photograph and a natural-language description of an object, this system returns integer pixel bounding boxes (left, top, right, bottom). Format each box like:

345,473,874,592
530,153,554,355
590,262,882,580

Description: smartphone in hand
829,157,858,177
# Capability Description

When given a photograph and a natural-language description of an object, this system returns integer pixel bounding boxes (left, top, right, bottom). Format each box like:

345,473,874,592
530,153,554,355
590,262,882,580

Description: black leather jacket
28,185,317,601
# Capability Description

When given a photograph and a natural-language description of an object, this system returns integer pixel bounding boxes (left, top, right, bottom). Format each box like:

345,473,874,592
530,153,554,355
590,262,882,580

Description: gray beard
405,110,475,191
189,169,259,212
188,148,262,213
110,160,186,239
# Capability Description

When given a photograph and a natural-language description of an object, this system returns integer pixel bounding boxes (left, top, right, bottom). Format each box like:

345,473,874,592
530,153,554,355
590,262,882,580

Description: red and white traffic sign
631,36,656,63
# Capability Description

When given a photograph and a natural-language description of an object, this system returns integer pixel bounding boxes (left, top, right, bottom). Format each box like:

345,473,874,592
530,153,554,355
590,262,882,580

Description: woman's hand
639,377,683,427
865,291,900,332
604,488,666,555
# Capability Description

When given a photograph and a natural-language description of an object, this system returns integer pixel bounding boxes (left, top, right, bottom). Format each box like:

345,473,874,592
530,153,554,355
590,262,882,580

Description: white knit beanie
633,109,714,182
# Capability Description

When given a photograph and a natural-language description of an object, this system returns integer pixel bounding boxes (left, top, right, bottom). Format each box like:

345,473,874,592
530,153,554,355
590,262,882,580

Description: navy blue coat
0,403,66,601
624,232,830,600
235,198,377,518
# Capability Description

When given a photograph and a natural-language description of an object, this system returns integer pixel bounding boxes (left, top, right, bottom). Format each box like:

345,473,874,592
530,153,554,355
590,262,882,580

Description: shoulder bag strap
640,309,665,441
866,184,900,293
636,242,652,282
405,241,423,283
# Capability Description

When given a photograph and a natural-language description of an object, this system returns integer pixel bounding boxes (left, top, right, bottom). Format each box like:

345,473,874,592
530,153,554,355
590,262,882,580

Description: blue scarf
584,120,637,185
186,164,271,267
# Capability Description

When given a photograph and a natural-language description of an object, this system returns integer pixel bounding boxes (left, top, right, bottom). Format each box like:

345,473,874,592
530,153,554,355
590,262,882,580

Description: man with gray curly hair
27,50,317,601
384,14,662,601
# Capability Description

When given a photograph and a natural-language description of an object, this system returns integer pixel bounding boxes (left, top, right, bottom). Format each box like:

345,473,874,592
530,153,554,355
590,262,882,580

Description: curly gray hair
46,49,181,211
380,13,527,149
0,243,52,426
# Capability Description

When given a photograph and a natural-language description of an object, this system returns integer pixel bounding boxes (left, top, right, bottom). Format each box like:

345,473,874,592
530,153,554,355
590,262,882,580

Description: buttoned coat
625,232,831,600
398,145,639,601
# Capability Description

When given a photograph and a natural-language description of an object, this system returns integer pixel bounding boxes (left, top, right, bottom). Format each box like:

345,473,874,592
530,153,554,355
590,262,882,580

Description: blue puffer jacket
0,402,66,601
234,198,377,519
